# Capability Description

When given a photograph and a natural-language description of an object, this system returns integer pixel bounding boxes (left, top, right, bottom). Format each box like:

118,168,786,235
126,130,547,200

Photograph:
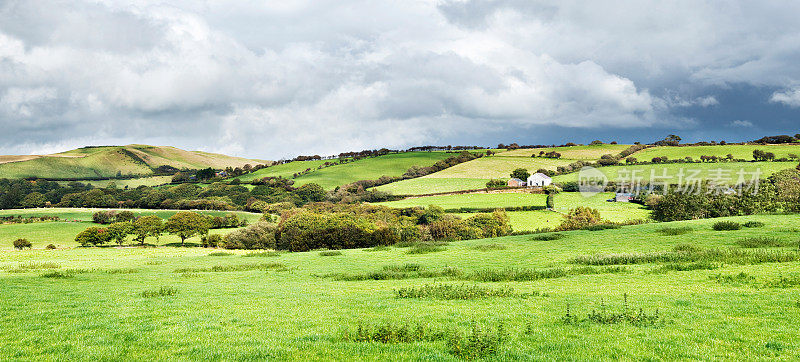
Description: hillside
630,144,800,160
0,145,269,180
238,152,458,190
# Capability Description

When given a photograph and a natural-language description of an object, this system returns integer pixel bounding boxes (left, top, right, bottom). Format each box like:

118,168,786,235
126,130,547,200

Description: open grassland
2,214,800,359
553,161,797,184
0,209,263,249
374,177,492,195
0,145,268,180
234,160,330,182
502,144,632,159
376,192,649,231
291,152,457,190
630,144,800,161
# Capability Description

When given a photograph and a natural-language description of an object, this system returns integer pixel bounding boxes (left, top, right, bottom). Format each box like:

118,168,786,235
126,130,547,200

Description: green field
374,177,492,195
3,214,800,359
0,145,268,179
290,152,457,190
553,161,797,184
0,209,263,249
631,144,800,161
502,144,632,159
233,160,331,182
376,192,650,231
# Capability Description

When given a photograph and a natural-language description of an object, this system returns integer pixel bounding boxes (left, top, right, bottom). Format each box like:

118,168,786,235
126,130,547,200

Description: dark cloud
0,0,798,158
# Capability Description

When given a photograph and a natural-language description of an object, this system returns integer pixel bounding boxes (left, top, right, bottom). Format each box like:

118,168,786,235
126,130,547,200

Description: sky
1,0,799,159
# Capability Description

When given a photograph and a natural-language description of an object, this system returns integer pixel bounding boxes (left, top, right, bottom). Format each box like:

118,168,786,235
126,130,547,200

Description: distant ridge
0,145,270,180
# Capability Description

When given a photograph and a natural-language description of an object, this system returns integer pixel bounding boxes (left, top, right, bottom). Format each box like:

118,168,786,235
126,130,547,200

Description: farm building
615,193,634,202
508,178,526,187
527,173,552,187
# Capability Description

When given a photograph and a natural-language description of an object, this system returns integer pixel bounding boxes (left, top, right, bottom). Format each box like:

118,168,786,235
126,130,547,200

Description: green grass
61,176,174,188
553,162,797,183
0,208,263,249
424,155,572,180
233,159,331,182
2,214,800,359
502,144,632,159
373,177,492,195
376,192,650,231
630,144,800,161
291,152,456,189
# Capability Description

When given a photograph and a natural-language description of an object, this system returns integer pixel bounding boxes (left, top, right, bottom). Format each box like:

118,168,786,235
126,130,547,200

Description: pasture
234,159,331,182
374,177,492,195
630,144,800,161
502,144,632,159
552,161,797,184
2,214,800,359
0,209,263,249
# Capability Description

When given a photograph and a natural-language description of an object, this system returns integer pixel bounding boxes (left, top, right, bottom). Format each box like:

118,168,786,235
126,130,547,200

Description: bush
202,234,223,248
45,244,57,250
222,222,277,250
712,221,741,231
557,207,603,231
486,179,506,188
743,221,766,228
13,238,32,250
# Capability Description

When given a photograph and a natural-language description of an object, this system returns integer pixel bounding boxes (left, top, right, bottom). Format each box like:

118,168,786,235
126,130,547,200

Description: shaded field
553,162,797,183
2,214,800,359
630,144,800,161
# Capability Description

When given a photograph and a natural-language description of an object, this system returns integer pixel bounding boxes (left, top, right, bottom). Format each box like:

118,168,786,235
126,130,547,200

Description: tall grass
573,245,800,266
395,284,531,300
174,262,286,273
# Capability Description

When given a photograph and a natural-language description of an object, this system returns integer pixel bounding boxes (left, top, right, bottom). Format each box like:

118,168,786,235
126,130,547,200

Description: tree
166,212,211,246
296,183,326,203
116,210,136,223
557,207,603,231
107,222,133,246
21,192,46,208
196,168,216,180
132,215,164,245
75,227,110,247
510,168,530,181
654,134,682,146
753,149,766,161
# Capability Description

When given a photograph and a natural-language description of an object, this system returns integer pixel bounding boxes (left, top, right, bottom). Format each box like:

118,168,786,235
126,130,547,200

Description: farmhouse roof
529,173,551,180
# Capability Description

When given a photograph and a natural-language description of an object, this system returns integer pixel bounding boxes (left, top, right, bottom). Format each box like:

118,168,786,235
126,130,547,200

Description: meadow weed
472,243,507,251
319,250,343,256
649,262,720,274
530,233,565,241
140,286,178,298
712,221,741,231
407,242,446,254
395,284,532,300
743,221,766,228
658,227,693,236
40,271,74,278
447,323,507,360
174,262,286,273
736,237,792,248
243,251,281,257
208,251,234,257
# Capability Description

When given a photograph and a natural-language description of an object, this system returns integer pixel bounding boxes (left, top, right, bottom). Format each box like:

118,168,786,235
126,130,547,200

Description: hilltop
0,145,269,180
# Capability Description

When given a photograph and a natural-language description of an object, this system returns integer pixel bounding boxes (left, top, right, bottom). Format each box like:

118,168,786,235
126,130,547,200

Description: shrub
485,179,506,188
45,244,57,250
428,216,481,241
743,221,765,228
712,221,741,231
319,250,343,256
407,242,447,254
447,323,507,360
531,233,565,241
140,286,178,298
557,207,603,231
202,234,223,248
222,222,277,250
13,238,32,250
658,227,693,236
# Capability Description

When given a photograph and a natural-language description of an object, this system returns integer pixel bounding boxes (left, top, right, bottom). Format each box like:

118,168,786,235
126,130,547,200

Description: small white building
527,173,552,187
507,178,526,187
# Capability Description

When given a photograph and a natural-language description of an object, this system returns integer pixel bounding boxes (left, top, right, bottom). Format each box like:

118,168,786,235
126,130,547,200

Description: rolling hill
0,145,269,180
629,144,800,161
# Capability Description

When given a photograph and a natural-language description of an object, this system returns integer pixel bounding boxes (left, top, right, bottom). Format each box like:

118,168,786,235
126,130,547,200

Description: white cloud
730,120,754,127
770,88,800,107
0,1,798,157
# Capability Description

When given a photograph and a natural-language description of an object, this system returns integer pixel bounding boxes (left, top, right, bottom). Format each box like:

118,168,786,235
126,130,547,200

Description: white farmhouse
527,173,552,187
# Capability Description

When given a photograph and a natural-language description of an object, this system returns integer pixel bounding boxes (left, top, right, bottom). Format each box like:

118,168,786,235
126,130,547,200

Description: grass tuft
140,286,178,298
208,252,234,257
472,243,507,251
395,284,537,300
174,262,286,273
243,251,281,257
658,227,693,236
712,221,741,231
530,233,565,241
319,250,343,256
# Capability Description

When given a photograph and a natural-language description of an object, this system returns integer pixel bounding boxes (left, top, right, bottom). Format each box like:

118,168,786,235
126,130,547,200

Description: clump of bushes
140,286,178,298
45,244,57,250
556,207,604,231
564,294,660,327
319,250,343,256
658,227,693,236
13,238,32,250
743,221,766,228
222,222,277,250
531,233,564,241
713,221,741,231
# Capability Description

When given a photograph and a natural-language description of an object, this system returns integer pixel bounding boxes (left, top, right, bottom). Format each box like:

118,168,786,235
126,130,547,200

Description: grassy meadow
552,161,797,184
501,144,632,159
630,144,800,161
0,209,263,249
3,214,800,359
374,177,493,195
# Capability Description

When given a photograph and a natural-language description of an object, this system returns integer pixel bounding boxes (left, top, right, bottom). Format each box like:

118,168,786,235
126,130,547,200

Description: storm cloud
1,0,799,158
